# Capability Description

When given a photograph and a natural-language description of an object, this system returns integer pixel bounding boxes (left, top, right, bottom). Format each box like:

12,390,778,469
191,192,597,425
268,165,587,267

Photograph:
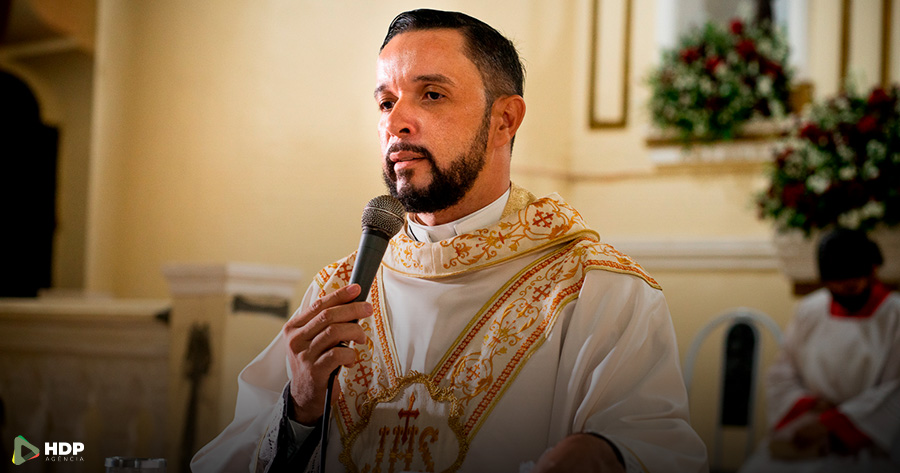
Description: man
740,229,900,473
192,9,707,473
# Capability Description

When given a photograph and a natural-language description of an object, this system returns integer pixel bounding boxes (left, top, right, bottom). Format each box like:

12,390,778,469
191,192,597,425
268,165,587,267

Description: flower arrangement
648,19,793,142
757,84,900,235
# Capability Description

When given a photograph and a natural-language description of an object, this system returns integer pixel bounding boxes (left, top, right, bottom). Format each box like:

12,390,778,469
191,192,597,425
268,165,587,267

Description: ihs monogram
361,392,441,473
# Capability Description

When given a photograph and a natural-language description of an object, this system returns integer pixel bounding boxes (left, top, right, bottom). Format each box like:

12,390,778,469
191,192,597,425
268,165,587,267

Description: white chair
683,307,783,473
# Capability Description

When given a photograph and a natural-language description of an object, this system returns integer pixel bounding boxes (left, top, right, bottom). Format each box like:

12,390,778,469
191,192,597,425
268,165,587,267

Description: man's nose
384,98,417,136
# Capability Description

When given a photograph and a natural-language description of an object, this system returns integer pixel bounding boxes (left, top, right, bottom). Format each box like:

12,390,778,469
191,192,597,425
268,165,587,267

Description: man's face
375,29,492,214
824,275,874,312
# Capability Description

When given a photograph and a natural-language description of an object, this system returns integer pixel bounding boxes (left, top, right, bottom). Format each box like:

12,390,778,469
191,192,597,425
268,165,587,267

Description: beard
382,109,491,214
832,287,872,313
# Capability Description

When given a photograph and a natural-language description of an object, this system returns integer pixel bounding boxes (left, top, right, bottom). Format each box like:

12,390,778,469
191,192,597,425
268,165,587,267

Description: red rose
760,59,782,77
799,123,820,141
705,56,723,73
736,39,756,58
782,183,806,208
705,96,725,110
680,47,701,64
730,19,744,35
857,115,879,134
868,87,890,106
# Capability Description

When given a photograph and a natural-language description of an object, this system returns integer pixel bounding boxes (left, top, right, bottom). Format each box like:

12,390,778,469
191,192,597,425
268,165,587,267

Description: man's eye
425,91,443,100
379,100,395,111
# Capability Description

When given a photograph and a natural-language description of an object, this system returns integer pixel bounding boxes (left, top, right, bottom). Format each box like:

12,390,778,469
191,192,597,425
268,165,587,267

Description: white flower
834,97,851,111
806,173,831,194
807,148,827,168
694,123,707,136
838,209,862,229
675,74,696,90
838,166,857,180
783,150,808,178
837,144,855,162
861,201,886,219
726,51,740,65
769,100,784,117
866,140,887,161
757,76,773,96
862,161,881,179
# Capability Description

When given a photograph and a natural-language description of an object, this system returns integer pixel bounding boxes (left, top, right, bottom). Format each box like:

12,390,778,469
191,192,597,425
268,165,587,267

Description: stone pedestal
162,263,302,472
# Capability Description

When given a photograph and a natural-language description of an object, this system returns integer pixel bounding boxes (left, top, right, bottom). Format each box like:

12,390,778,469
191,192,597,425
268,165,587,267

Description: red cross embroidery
397,392,420,442
532,211,552,228
353,364,373,386
465,366,481,384
532,284,551,302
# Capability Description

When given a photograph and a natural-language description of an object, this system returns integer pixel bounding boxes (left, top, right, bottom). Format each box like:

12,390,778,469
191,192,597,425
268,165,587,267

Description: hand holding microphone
281,195,405,430
283,283,371,425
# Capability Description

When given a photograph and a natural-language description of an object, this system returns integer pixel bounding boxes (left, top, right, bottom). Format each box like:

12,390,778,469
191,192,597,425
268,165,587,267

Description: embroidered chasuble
311,189,656,472
190,186,708,473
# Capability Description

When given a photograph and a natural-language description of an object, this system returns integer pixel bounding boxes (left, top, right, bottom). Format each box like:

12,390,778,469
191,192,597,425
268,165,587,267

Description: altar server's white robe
192,190,707,473
740,286,900,473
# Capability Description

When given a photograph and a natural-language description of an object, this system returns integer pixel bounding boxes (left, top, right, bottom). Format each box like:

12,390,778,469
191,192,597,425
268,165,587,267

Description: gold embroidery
339,372,469,473
307,189,661,471
371,278,400,383
335,240,593,471
500,183,537,219
319,193,658,289
381,193,659,289
418,427,439,472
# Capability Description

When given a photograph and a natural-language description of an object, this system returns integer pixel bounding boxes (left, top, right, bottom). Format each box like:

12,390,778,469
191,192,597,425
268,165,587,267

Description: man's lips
389,150,426,163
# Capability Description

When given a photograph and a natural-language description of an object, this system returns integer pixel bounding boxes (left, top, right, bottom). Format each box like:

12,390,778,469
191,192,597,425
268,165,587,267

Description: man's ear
491,95,526,148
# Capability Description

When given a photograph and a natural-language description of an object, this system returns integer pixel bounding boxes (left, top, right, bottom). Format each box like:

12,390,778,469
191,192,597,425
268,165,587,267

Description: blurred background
0,0,896,471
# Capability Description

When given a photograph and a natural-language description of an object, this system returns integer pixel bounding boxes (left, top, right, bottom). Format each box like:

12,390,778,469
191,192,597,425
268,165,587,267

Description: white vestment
192,187,708,473
739,285,900,473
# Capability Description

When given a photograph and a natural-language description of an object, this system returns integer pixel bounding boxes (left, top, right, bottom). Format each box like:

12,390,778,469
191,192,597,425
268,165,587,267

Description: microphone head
361,195,405,238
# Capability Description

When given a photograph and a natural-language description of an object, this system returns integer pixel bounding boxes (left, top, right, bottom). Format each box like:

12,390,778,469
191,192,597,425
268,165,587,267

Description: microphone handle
348,228,390,302
320,228,390,472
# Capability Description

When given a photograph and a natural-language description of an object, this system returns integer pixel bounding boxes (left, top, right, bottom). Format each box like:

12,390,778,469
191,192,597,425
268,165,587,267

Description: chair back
683,307,783,472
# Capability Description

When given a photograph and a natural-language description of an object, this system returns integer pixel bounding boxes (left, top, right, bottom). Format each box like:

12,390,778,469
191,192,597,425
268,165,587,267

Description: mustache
384,143,435,180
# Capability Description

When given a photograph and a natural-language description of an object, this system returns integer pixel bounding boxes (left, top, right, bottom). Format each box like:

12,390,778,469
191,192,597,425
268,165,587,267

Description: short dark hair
380,9,525,104
817,228,884,281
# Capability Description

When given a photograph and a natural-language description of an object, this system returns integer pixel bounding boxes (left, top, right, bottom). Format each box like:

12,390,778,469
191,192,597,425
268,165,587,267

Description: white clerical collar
406,187,511,243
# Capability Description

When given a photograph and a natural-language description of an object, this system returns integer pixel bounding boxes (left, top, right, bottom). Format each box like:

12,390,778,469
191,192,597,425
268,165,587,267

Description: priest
192,9,708,473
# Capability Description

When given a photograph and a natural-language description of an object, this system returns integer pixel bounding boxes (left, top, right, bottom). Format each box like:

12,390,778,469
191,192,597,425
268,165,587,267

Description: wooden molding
883,0,894,87
839,0,851,89
588,0,632,128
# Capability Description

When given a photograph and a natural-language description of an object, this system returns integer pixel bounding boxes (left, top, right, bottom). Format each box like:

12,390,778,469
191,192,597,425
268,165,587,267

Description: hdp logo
12,435,40,465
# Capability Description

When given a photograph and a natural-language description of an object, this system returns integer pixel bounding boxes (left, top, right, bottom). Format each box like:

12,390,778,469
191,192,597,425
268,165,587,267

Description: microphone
320,195,404,472
348,195,406,302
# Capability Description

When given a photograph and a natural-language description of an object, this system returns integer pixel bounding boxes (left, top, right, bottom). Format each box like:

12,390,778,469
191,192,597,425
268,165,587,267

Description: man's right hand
283,284,371,425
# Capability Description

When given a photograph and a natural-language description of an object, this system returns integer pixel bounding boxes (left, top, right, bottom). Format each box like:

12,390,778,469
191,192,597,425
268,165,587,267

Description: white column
162,262,302,472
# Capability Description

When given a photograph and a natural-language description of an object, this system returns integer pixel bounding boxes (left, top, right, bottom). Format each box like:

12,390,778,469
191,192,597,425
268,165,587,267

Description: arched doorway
0,69,59,297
